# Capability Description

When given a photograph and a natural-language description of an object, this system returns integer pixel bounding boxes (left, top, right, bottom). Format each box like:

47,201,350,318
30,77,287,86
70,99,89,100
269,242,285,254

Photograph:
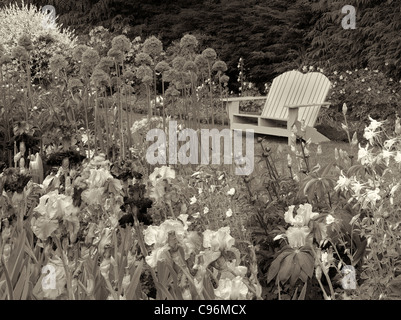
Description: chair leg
227,101,240,127
287,108,299,146
305,126,330,143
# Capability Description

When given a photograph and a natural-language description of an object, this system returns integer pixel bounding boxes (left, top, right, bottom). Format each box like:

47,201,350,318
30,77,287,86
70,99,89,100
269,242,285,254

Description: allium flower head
212,60,227,73
49,54,68,74
135,52,153,65
136,65,153,81
183,60,197,73
164,68,180,82
107,48,124,64
96,57,114,72
82,48,100,67
180,34,198,53
155,61,170,73
72,44,90,61
122,70,135,81
111,35,131,52
172,56,186,71
142,35,163,57
91,68,110,87
202,48,217,61
194,54,208,70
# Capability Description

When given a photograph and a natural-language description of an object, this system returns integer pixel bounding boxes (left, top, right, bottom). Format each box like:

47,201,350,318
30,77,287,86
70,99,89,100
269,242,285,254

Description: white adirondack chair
224,70,331,145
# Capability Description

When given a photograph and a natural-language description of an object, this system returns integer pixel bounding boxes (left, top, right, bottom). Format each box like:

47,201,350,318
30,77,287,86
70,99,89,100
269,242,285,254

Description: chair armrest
221,96,267,102
284,102,331,109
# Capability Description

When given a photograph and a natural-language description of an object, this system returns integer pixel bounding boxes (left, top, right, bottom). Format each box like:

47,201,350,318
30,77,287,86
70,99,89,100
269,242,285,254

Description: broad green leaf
321,161,335,177
266,248,294,284
297,251,315,278
277,253,295,284
298,269,309,283
290,255,301,286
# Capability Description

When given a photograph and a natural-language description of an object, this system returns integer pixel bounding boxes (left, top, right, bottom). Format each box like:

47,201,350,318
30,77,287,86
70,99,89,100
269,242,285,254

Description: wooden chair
223,70,331,145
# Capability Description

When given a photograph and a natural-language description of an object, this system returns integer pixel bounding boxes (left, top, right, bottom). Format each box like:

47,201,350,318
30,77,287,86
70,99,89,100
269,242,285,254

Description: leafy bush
0,1,77,82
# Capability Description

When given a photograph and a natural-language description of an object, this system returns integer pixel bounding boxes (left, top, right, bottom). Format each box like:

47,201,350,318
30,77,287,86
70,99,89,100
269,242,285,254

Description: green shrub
0,1,77,82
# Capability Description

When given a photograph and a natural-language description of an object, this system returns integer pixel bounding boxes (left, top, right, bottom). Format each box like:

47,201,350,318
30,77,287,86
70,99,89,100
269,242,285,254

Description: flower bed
1,2,401,301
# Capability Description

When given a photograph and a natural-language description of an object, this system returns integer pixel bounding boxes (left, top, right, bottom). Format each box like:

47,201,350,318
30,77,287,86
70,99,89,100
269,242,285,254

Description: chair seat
233,113,287,122
225,70,332,145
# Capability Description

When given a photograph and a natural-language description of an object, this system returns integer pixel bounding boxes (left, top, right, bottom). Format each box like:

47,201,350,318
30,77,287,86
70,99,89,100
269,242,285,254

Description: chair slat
262,71,330,127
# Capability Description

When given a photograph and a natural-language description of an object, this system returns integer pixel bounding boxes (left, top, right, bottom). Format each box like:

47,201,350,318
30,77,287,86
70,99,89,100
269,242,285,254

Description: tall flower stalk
202,48,217,125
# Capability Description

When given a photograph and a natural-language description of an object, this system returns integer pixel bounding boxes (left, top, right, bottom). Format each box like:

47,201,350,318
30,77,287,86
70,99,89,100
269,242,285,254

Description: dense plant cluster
1,1,401,301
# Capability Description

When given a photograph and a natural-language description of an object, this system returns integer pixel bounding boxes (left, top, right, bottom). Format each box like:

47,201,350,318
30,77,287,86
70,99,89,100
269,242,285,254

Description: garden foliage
1,1,401,301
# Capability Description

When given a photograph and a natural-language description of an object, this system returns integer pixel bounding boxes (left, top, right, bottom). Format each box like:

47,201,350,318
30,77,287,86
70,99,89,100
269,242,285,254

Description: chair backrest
262,70,331,127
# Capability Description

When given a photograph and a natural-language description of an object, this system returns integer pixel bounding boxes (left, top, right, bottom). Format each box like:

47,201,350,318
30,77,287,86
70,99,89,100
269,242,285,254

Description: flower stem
54,237,74,300
0,242,14,300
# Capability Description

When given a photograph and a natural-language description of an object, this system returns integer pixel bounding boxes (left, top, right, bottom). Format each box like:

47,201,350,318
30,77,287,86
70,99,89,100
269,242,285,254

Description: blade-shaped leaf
298,282,308,300
290,255,301,286
125,259,143,300
297,251,315,278
13,266,27,299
